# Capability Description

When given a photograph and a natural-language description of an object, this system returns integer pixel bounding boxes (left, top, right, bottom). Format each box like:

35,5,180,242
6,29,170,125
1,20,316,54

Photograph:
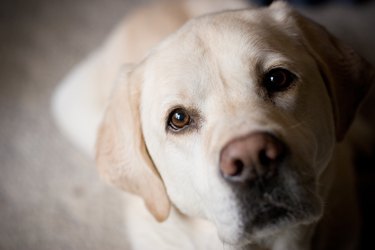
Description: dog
52,0,374,249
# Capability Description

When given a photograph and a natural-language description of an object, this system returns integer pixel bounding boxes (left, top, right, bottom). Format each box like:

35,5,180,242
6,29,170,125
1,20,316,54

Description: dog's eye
168,108,191,131
263,68,296,93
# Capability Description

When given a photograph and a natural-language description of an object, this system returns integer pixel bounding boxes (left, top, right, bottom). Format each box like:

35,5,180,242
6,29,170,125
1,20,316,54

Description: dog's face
141,9,334,244
96,2,373,247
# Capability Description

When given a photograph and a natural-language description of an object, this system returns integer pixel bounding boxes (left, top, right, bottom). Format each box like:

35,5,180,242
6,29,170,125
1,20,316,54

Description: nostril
232,159,244,176
220,158,245,180
259,149,271,167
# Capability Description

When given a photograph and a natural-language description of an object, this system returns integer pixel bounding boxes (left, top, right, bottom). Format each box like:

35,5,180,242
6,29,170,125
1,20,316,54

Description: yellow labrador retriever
53,1,374,249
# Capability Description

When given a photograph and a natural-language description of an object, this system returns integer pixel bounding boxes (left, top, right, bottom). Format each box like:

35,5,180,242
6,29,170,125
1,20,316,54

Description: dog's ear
96,66,171,221
271,1,374,141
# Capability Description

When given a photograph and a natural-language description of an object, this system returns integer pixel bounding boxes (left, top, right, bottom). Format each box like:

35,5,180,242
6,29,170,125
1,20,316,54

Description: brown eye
168,108,191,131
263,68,296,93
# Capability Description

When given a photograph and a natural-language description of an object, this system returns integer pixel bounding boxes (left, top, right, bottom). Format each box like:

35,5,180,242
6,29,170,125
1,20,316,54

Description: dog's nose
220,132,286,184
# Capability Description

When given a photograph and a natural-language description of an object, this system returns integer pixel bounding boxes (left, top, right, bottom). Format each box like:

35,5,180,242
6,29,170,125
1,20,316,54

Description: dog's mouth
251,194,293,226
214,183,322,247
235,173,323,239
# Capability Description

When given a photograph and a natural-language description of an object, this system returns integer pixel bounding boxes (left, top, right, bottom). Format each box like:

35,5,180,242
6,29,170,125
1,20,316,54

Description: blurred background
0,0,374,249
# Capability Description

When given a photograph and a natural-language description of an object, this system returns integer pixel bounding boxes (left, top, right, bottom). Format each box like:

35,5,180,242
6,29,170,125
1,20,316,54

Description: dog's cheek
146,131,210,218
151,134,245,243
288,63,336,176
306,86,335,176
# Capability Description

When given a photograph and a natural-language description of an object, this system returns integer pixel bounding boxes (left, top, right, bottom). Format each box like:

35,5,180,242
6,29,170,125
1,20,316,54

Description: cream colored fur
52,1,373,249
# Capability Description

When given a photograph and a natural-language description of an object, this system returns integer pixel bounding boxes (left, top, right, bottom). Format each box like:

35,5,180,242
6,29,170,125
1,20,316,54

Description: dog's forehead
153,12,278,61
141,9,304,113
145,10,299,81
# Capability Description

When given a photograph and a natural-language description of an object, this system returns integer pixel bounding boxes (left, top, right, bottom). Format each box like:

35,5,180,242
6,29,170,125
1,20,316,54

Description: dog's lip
261,192,293,209
214,182,322,247
237,177,323,229
251,202,291,226
216,203,293,247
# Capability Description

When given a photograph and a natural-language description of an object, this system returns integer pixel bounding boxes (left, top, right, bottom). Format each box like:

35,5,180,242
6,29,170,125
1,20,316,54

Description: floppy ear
271,1,374,141
96,66,171,221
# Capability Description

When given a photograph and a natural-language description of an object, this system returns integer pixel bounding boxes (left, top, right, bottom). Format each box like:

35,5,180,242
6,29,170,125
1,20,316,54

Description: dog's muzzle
219,132,321,234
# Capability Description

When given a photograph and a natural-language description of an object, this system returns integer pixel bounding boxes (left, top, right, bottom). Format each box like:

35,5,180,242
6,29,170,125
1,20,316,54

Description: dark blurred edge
252,0,373,6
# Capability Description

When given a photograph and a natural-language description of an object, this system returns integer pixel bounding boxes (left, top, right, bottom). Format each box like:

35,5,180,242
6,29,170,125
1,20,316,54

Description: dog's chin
217,181,323,247
245,197,322,238
218,206,322,248
248,191,322,229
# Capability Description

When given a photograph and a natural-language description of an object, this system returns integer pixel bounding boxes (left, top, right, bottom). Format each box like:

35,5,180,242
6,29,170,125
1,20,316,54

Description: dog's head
96,2,373,246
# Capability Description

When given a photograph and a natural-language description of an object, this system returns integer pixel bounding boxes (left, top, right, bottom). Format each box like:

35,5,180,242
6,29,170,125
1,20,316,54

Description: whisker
286,121,306,130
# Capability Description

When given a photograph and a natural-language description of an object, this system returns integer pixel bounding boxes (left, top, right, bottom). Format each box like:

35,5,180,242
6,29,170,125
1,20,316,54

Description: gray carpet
0,1,374,250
